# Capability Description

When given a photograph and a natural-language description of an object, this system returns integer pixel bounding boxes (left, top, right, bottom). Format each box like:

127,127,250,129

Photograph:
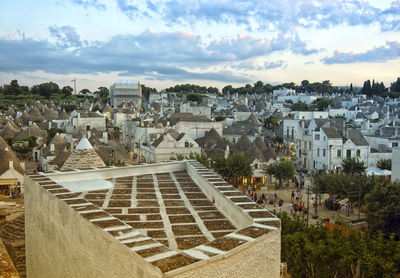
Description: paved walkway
241,174,365,226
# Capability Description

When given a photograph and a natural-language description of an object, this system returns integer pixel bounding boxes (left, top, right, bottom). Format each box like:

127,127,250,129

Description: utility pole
70,78,77,95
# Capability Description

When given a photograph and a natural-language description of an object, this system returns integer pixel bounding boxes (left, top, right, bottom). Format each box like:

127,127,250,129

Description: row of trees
360,77,400,97
313,158,400,238
280,212,400,277
289,97,334,111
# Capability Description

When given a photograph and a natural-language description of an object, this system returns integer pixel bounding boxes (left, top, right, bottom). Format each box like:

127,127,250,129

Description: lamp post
306,183,310,226
358,182,361,220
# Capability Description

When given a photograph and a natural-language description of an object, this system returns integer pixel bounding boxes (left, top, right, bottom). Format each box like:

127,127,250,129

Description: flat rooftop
27,160,280,274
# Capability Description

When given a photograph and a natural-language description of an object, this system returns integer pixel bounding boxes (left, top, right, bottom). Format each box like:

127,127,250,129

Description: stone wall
168,230,281,278
25,177,162,278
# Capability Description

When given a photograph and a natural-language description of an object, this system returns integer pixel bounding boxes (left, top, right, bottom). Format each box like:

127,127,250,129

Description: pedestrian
273,192,278,207
294,203,298,215
290,203,294,215
278,199,283,212
291,190,295,202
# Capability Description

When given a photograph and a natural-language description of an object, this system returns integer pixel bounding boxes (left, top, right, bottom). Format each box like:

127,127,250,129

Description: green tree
365,181,400,238
186,93,203,103
265,160,295,187
377,159,391,170
212,157,231,179
313,98,334,111
279,212,400,277
228,153,253,187
61,86,73,96
291,101,309,111
313,172,375,208
79,88,91,95
94,87,109,98
222,85,233,95
263,116,279,130
342,158,366,175
390,77,400,92
31,82,60,99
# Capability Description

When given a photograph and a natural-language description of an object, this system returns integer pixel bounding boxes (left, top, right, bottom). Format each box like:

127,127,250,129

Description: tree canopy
342,158,366,175
365,181,400,238
265,160,295,186
280,212,400,277
377,159,391,170
212,153,253,187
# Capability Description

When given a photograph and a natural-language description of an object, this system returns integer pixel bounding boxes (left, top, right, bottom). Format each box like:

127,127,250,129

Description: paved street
242,173,365,226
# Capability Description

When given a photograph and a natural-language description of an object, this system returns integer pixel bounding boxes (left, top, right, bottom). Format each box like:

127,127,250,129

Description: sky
0,0,399,92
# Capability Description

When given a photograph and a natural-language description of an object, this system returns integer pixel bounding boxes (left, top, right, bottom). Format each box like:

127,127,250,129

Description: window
315,134,320,140
323,149,326,157
286,129,289,138
337,150,341,157
393,142,398,147
254,164,258,169
185,141,189,148
357,149,361,157
309,142,311,151
346,150,351,159
324,136,326,141
317,148,320,156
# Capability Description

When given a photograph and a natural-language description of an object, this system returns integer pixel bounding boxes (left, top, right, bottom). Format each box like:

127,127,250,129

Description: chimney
50,143,55,152
9,160,13,170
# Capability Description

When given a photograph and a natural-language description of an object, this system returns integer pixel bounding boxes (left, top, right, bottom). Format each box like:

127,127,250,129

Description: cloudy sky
0,0,399,91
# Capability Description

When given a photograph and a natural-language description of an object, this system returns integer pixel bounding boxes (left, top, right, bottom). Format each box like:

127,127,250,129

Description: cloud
0,27,321,83
136,0,399,32
116,0,139,19
49,25,84,48
70,0,106,10
322,41,400,64
262,60,286,70
0,30,256,83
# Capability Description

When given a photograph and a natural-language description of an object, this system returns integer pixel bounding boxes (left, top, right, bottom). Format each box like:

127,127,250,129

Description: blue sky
0,0,399,91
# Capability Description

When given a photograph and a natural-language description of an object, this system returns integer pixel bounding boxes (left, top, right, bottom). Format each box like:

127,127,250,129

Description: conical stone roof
0,147,24,175
253,136,267,152
61,137,106,170
235,134,252,152
0,122,18,139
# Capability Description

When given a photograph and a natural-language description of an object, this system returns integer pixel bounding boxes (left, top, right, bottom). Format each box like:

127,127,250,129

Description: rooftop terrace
25,161,280,277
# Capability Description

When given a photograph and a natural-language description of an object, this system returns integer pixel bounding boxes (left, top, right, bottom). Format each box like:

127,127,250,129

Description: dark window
185,141,189,148
357,149,361,157
337,150,341,157
346,150,351,158
323,149,326,157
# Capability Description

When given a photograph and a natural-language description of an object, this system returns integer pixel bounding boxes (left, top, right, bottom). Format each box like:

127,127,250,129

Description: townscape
1,0,400,277
1,78,400,277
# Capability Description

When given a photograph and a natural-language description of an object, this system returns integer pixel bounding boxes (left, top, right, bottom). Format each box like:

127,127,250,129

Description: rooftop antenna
70,78,77,95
